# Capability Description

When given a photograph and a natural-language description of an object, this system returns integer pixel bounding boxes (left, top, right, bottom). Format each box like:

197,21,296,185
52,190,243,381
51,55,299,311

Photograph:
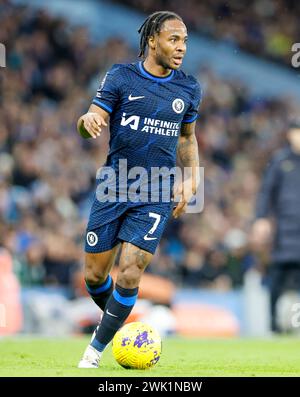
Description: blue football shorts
85,200,173,254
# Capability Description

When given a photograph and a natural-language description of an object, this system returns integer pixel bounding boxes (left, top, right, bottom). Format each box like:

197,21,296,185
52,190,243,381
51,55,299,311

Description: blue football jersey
91,61,202,203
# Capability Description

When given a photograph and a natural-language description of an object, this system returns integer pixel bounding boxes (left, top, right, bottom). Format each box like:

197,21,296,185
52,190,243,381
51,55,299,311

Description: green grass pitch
1,336,300,377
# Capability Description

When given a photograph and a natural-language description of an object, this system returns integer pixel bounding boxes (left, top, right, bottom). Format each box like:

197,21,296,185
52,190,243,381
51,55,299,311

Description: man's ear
148,35,156,50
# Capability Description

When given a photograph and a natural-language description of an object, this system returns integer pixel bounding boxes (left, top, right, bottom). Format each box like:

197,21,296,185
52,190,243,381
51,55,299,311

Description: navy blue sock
91,284,138,352
85,275,114,312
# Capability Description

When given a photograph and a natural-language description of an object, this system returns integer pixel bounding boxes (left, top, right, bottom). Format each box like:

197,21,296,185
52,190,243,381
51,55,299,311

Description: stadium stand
117,0,300,67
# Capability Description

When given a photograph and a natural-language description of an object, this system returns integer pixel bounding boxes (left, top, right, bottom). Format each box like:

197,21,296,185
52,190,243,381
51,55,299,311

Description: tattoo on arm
177,122,199,167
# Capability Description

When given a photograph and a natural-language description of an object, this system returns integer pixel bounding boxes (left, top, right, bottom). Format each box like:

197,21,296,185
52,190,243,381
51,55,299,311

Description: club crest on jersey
172,98,184,114
86,231,98,247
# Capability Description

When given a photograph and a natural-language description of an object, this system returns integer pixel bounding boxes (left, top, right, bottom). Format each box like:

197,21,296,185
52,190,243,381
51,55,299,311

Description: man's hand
250,218,272,247
78,112,108,139
172,177,196,218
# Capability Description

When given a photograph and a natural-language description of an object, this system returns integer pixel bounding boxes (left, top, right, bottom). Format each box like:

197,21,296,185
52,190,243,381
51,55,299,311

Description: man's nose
177,42,186,53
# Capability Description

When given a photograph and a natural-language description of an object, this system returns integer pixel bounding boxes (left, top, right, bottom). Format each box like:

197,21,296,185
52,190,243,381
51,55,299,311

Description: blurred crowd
0,1,299,295
118,0,300,66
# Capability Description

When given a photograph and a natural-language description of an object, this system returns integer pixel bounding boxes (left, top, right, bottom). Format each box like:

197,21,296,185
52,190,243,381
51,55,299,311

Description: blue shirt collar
138,61,174,82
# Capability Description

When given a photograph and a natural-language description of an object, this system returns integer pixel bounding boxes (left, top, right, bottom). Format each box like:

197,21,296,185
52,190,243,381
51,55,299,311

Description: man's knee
117,265,141,288
84,253,109,286
117,243,152,288
117,259,150,288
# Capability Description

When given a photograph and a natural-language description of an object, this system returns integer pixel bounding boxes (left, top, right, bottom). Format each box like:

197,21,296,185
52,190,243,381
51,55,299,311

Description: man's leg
79,203,170,368
90,242,152,354
78,246,122,368
84,247,120,311
269,265,284,332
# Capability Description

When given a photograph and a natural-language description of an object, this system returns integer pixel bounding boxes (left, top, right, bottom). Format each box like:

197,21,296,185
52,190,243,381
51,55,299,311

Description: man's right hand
78,112,108,139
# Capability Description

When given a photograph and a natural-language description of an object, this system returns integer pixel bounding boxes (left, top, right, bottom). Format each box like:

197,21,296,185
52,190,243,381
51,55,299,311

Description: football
112,322,162,369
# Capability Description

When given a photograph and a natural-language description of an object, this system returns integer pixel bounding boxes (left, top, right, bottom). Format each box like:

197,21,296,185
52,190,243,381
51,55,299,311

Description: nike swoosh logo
128,94,145,101
143,235,157,241
106,309,118,318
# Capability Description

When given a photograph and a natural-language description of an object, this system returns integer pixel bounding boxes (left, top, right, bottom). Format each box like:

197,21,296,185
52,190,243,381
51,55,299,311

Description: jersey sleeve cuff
92,99,113,113
182,114,199,123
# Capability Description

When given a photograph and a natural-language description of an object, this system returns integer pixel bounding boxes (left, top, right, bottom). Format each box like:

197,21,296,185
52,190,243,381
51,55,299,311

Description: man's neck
143,57,172,77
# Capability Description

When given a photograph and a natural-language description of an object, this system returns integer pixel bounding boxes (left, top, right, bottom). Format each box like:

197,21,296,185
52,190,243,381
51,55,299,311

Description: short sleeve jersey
92,61,202,201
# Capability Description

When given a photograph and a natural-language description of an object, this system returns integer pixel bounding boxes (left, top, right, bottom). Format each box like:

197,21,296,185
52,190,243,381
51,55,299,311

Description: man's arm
77,104,110,139
177,121,199,168
255,158,279,219
251,157,280,246
173,121,199,218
